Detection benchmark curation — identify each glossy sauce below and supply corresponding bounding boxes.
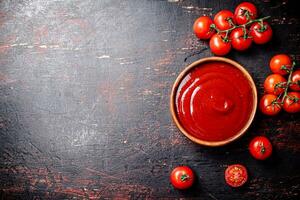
[176,61,254,142]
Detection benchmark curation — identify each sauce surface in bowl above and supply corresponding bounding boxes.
[175,61,254,142]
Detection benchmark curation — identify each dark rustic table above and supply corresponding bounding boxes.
[0,0,299,199]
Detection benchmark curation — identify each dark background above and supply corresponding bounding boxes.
[0,0,299,199]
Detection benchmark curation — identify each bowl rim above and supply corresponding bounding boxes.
[170,56,257,147]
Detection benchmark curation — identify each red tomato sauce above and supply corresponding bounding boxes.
[176,61,254,142]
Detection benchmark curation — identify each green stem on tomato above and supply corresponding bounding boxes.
[282,62,295,102]
[270,62,297,107]
[242,25,248,39]
[224,30,230,42]
[280,65,291,73]
[211,16,271,40]
[180,174,189,182]
[261,146,266,154]
[273,62,296,105]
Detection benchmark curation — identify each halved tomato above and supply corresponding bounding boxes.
[225,164,248,187]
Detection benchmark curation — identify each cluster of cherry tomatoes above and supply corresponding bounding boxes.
[170,136,273,189]
[260,54,300,115]
[170,1,296,192]
[193,2,272,55]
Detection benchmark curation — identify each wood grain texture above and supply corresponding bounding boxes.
[0,0,299,199]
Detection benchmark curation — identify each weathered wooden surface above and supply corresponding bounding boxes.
[0,0,299,199]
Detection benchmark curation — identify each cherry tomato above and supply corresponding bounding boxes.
[290,70,300,91]
[214,10,235,31]
[193,16,215,40]
[234,2,258,25]
[264,74,287,95]
[283,92,300,113]
[170,166,195,189]
[209,33,231,56]
[249,22,272,44]
[259,94,281,116]
[249,136,273,160]
[225,164,248,188]
[230,28,252,51]
[269,54,292,76]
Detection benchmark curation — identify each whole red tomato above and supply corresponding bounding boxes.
[193,16,215,40]
[230,28,252,51]
[234,2,258,25]
[170,166,195,189]
[264,74,287,95]
[250,22,272,44]
[214,10,235,30]
[290,70,300,91]
[270,54,292,75]
[225,164,248,187]
[209,33,231,55]
[259,94,281,116]
[283,92,300,113]
[249,136,273,160]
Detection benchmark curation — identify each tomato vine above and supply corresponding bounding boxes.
[210,16,271,41]
[273,62,299,105]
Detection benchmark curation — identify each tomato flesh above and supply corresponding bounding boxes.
[225,164,248,187]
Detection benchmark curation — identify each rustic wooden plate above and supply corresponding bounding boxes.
[170,57,257,147]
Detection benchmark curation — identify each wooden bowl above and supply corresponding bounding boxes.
[170,57,257,147]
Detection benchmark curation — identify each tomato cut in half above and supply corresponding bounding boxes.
[225,164,248,187]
